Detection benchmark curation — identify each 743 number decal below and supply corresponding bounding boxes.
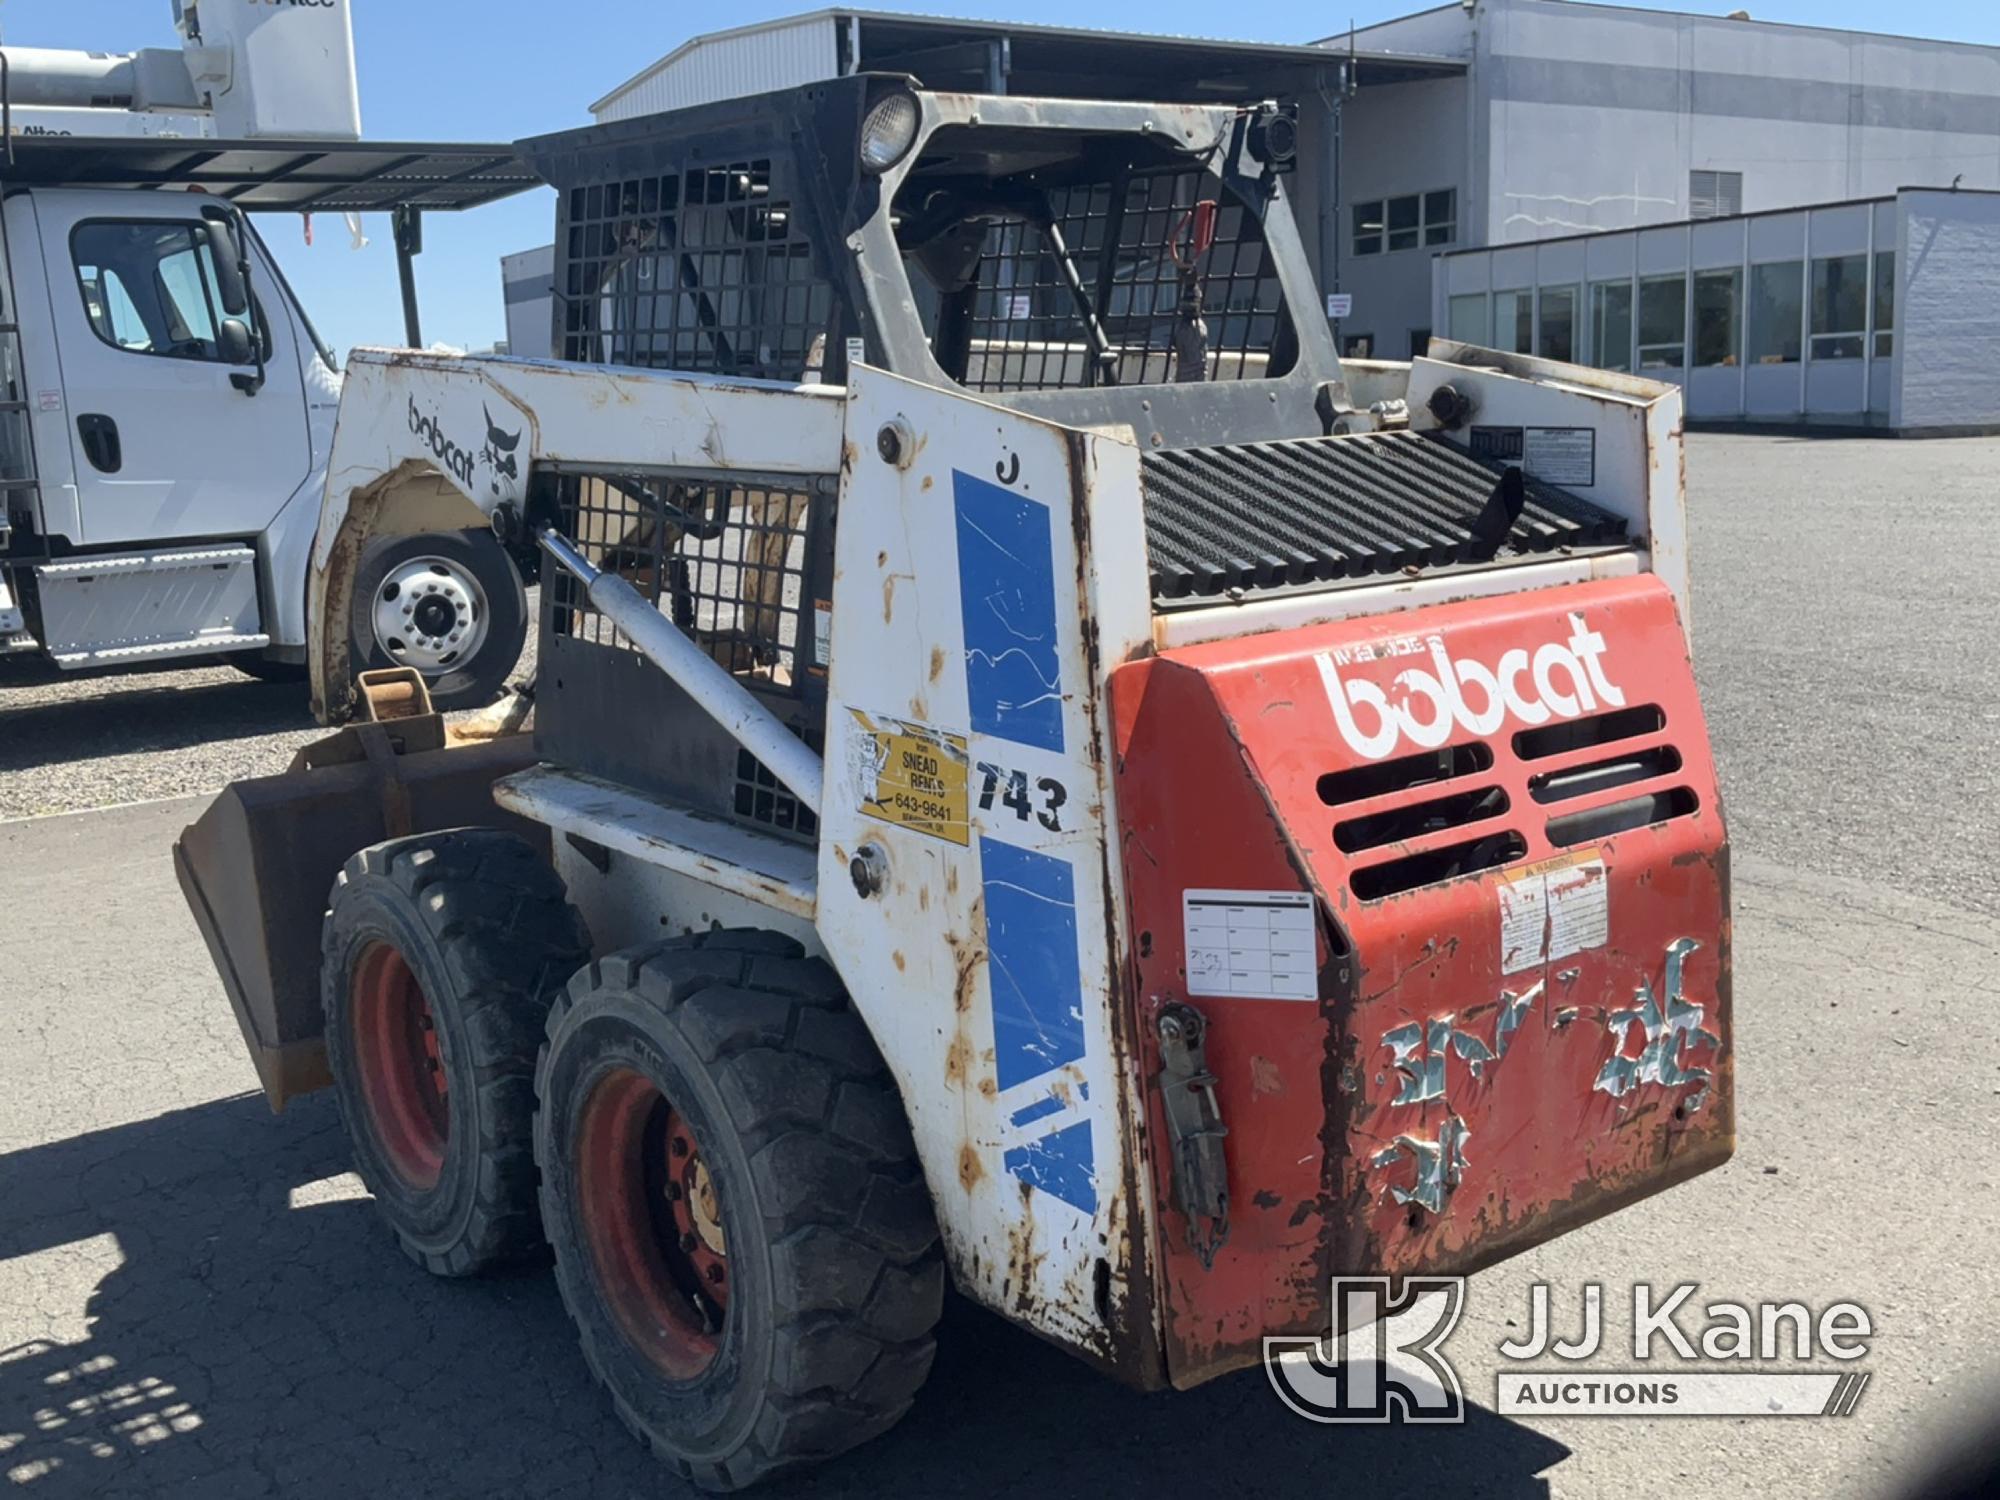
[976,761,1067,832]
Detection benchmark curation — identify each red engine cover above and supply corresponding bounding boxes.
[1110,574,1733,1388]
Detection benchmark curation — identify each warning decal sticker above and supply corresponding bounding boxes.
[1499,851,1609,974]
[846,708,971,846]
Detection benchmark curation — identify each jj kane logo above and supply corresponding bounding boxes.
[1266,1280,1874,1423]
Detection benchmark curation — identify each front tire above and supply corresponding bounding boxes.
[535,932,943,1491]
[322,829,589,1275]
[348,530,527,712]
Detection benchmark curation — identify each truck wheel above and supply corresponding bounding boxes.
[322,829,590,1275]
[535,932,943,1491]
[349,530,527,713]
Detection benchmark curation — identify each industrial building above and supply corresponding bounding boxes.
[503,1,2000,432]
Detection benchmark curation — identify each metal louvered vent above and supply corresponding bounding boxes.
[1140,429,1629,603]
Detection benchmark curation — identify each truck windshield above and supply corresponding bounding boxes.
[894,126,1296,393]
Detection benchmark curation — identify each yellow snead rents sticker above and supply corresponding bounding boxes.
[846,708,970,846]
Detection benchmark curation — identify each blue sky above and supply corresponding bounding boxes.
[5,0,1995,358]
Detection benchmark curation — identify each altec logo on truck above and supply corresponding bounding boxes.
[1315,612,1625,760]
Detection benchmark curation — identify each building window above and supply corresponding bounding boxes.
[1493,289,1533,354]
[1538,284,1578,362]
[1748,261,1804,364]
[1352,201,1384,257]
[1809,254,1867,360]
[1409,328,1432,358]
[1590,280,1633,371]
[1693,268,1741,367]
[1352,191,1456,256]
[1424,190,1457,247]
[1690,170,1743,220]
[1873,250,1895,357]
[1344,333,1374,358]
[1636,274,1686,369]
[1448,292,1488,345]
[1386,196,1420,252]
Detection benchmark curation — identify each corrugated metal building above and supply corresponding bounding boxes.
[502,2,2000,430]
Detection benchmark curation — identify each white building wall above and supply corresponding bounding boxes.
[1335,73,1472,358]
[1478,0,2000,244]
[1894,189,2000,433]
[591,15,840,122]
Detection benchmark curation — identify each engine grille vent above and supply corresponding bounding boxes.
[1140,429,1627,602]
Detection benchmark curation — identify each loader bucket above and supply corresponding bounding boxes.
[174,717,544,1112]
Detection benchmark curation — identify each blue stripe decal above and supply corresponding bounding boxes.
[1004,1122,1097,1214]
[953,470,1065,753]
[1008,1092,1069,1130]
[982,837,1086,1092]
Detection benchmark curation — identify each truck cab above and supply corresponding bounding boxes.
[0,1,539,708]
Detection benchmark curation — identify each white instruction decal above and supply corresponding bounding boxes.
[1524,426,1596,487]
[1497,853,1609,973]
[1183,889,1318,1001]
[1545,858,1609,961]
[1498,873,1549,975]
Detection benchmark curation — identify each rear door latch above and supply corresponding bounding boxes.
[1156,1001,1230,1268]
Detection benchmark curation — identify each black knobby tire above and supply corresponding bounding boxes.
[348,530,528,713]
[535,931,943,1491]
[322,829,590,1275]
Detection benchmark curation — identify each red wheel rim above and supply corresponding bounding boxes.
[349,942,450,1190]
[575,1068,729,1380]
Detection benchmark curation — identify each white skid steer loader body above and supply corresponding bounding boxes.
[309,348,1165,1373]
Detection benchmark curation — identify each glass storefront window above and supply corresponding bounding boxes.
[1693,268,1741,367]
[1493,289,1533,354]
[1810,253,1867,360]
[1872,250,1895,358]
[1448,292,1488,345]
[1748,260,1804,364]
[1538,284,1578,362]
[1636,275,1686,369]
[1590,280,1632,371]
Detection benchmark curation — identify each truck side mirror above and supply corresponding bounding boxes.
[202,221,252,317]
[217,318,255,366]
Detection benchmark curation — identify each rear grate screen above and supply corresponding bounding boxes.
[547,473,814,691]
[557,159,833,381]
[1140,430,1627,602]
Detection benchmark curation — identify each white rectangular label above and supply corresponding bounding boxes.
[1325,292,1354,319]
[1545,858,1608,961]
[1523,426,1596,487]
[1005,293,1032,320]
[1183,889,1318,1001]
[1498,855,1609,973]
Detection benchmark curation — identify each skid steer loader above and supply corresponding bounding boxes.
[177,77,1731,1488]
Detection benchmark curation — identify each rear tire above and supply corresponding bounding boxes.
[322,829,589,1275]
[535,931,943,1491]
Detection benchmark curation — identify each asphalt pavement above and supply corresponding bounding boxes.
[2,434,1997,1498]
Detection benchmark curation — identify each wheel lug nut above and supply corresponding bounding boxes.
[705,1264,725,1285]
[670,1137,689,1159]
[680,1232,698,1253]
[664,1182,682,1202]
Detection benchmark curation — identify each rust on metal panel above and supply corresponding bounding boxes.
[1112,574,1732,1388]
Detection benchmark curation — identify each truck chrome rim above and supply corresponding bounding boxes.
[575,1068,727,1380]
[372,557,490,675]
[350,943,449,1190]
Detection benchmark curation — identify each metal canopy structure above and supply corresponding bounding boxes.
[591,9,1465,114]
[839,10,1463,95]
[0,136,538,213]
[0,136,543,348]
